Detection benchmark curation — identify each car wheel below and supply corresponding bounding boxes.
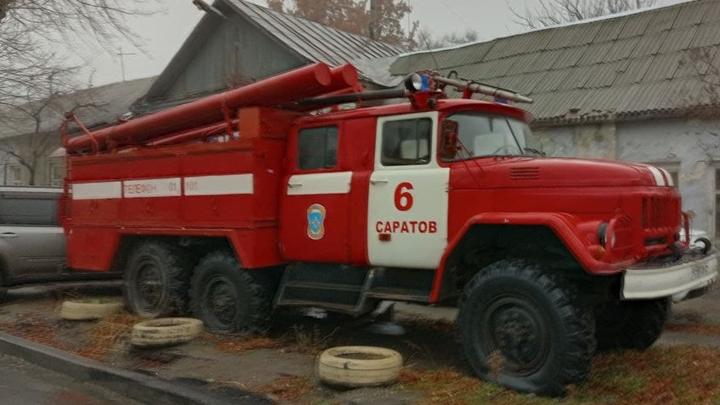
[190,251,273,334]
[458,259,596,396]
[124,241,193,318]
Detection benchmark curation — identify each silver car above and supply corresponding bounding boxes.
[0,187,117,300]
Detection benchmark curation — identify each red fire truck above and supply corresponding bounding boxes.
[61,63,717,394]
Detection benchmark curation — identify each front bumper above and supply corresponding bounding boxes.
[621,251,718,301]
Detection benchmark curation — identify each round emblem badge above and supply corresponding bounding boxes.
[306,204,326,240]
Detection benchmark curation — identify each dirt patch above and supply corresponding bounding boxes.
[202,333,283,354]
[255,375,313,403]
[0,312,67,350]
[74,313,141,361]
[665,323,720,337]
[397,346,720,405]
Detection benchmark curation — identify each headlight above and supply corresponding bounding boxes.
[598,222,609,246]
[608,230,617,248]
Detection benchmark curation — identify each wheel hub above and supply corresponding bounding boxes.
[136,262,163,311]
[204,277,238,326]
[482,297,549,376]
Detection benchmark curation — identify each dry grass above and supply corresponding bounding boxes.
[255,375,313,403]
[282,325,339,354]
[73,313,141,361]
[665,323,720,337]
[203,333,283,354]
[399,368,481,405]
[399,346,720,405]
[0,313,65,349]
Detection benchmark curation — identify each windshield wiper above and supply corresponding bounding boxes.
[523,147,546,157]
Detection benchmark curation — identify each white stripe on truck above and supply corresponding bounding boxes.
[286,172,352,195]
[124,178,181,198]
[184,174,253,196]
[70,174,254,200]
[72,181,122,200]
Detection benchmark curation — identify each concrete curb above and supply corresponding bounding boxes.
[0,332,272,405]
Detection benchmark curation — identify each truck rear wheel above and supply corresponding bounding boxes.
[189,251,272,334]
[595,298,669,351]
[124,241,192,318]
[458,260,595,396]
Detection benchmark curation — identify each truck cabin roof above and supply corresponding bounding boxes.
[295,98,533,127]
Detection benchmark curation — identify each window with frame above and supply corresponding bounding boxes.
[297,126,338,170]
[0,193,59,226]
[48,160,64,187]
[381,118,432,166]
[7,164,24,186]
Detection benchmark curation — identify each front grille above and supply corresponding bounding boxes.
[641,195,679,229]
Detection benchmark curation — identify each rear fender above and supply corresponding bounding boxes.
[430,212,626,303]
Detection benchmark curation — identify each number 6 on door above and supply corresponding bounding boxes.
[394,182,414,211]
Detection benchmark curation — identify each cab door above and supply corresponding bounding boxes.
[280,125,352,262]
[367,112,449,269]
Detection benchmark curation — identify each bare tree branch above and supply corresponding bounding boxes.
[0,0,158,107]
[511,0,657,29]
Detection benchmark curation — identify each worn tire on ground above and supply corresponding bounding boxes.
[131,317,203,347]
[317,346,403,388]
[124,241,193,319]
[595,298,669,351]
[60,298,124,320]
[189,251,274,334]
[457,259,596,396]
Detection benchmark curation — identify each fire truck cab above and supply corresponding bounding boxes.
[62,65,718,395]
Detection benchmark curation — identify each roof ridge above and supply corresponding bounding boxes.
[234,0,404,52]
[393,0,701,59]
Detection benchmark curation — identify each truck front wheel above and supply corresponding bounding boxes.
[190,251,272,334]
[458,260,596,396]
[124,241,192,318]
[595,298,669,351]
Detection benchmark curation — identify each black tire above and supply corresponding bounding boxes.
[595,298,669,351]
[189,251,273,334]
[457,260,596,396]
[0,287,7,303]
[124,241,193,318]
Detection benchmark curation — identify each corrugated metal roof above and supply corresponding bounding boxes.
[225,0,403,70]
[0,77,155,139]
[386,0,720,124]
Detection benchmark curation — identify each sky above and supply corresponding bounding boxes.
[71,0,688,87]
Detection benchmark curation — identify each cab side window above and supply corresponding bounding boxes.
[381,118,432,166]
[297,126,338,170]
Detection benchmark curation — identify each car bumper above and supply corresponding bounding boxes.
[621,251,718,301]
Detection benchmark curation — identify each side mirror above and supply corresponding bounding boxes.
[441,120,459,160]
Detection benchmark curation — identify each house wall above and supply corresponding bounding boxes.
[531,118,720,237]
[150,12,307,109]
[0,134,64,187]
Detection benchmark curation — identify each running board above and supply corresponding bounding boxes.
[274,263,377,315]
[273,264,433,315]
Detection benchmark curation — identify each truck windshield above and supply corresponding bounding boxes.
[443,112,530,160]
